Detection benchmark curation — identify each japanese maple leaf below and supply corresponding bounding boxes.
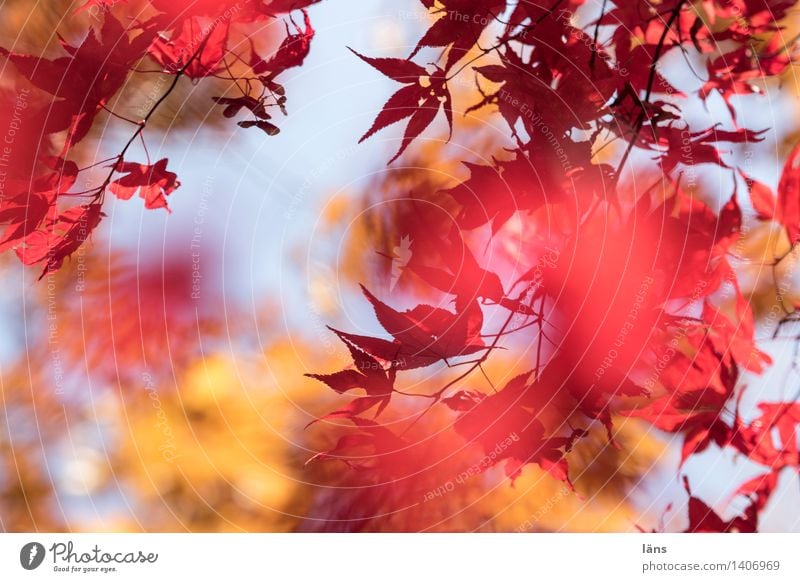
[775,142,800,243]
[728,471,778,516]
[445,373,586,487]
[148,18,230,78]
[251,11,314,81]
[0,90,53,181]
[740,169,775,221]
[149,0,312,25]
[411,0,505,70]
[683,476,756,533]
[624,383,735,466]
[648,125,765,175]
[623,333,740,463]
[0,158,78,252]
[354,285,485,369]
[472,49,546,136]
[735,402,800,469]
[649,188,742,298]
[474,25,620,136]
[327,288,485,371]
[109,159,180,211]
[309,418,416,477]
[352,49,452,163]
[306,332,395,423]
[445,152,551,234]
[0,14,153,145]
[406,229,504,305]
[703,293,772,374]
[0,190,55,254]
[618,41,683,97]
[701,34,793,119]
[15,203,104,277]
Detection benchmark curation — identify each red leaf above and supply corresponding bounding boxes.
[261,0,321,16]
[776,142,800,243]
[740,170,775,220]
[353,49,452,162]
[0,159,77,252]
[149,18,230,79]
[16,203,104,277]
[358,84,420,144]
[308,419,413,477]
[389,95,440,164]
[306,332,395,424]
[348,48,426,82]
[736,402,800,469]
[683,476,756,533]
[109,159,180,211]
[359,285,485,367]
[251,11,314,80]
[0,14,153,145]
[449,371,585,487]
[411,0,505,69]
[305,369,366,394]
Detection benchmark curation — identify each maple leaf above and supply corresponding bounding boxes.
[735,402,800,469]
[0,89,53,181]
[251,11,314,81]
[682,476,756,533]
[729,471,779,516]
[309,418,416,477]
[647,125,765,175]
[648,188,742,298]
[703,292,772,374]
[351,49,452,163]
[306,332,395,423]
[0,158,78,253]
[148,18,230,78]
[0,14,153,145]
[109,159,180,211]
[701,33,794,119]
[411,0,505,70]
[740,169,775,221]
[775,142,800,243]
[354,285,486,369]
[15,203,104,277]
[0,190,55,254]
[445,153,551,234]
[623,366,736,467]
[406,229,505,307]
[148,0,249,28]
[446,372,586,487]
[325,327,418,370]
